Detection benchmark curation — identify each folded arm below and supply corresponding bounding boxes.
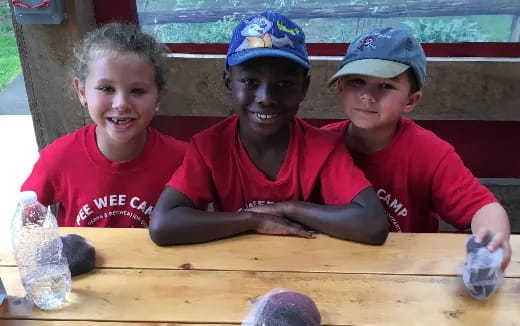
[149,187,313,246]
[248,187,389,245]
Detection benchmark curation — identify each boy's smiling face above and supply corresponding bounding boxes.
[225,57,309,139]
[338,71,422,130]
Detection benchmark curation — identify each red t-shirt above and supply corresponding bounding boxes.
[22,125,187,227]
[322,118,496,232]
[168,114,370,211]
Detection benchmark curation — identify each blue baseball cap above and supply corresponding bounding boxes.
[226,12,310,69]
[328,27,426,88]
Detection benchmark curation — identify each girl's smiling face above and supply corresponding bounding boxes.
[74,51,164,156]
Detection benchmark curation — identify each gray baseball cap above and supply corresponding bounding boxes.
[328,27,426,88]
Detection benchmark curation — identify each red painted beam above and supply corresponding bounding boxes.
[165,42,520,58]
[151,116,520,178]
[92,0,138,25]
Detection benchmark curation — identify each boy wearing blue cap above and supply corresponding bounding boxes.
[324,27,511,269]
[149,12,388,246]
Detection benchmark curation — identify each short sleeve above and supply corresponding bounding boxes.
[21,153,58,206]
[166,140,216,209]
[432,150,497,230]
[319,142,371,205]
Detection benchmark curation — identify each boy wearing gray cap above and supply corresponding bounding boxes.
[324,27,511,270]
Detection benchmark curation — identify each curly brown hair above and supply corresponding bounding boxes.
[72,23,169,91]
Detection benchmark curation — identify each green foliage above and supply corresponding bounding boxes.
[329,22,357,43]
[140,1,511,43]
[155,15,238,43]
[0,2,13,33]
[0,33,21,91]
[401,18,488,42]
[0,3,20,92]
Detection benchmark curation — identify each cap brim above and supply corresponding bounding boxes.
[327,59,409,87]
[227,48,311,70]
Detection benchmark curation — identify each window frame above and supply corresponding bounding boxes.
[92,0,520,57]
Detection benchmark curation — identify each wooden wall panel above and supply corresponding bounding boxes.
[10,0,95,151]
[153,57,520,121]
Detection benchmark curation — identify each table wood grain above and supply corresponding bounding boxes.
[1,267,519,325]
[1,228,518,325]
[1,228,518,276]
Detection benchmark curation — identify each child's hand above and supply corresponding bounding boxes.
[254,213,315,239]
[474,228,512,271]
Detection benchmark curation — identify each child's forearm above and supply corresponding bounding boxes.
[285,188,389,245]
[149,207,257,245]
[470,202,511,270]
[471,202,511,237]
[148,187,258,245]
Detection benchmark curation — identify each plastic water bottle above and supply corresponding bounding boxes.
[11,191,71,309]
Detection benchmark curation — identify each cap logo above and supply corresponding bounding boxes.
[277,20,300,36]
[358,36,377,51]
[235,16,295,53]
[357,32,392,51]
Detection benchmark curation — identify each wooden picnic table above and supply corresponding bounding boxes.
[0,228,519,325]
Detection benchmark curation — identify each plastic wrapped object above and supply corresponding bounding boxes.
[462,234,504,300]
[242,289,321,326]
[61,234,96,276]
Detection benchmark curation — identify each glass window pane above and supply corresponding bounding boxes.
[136,0,520,43]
